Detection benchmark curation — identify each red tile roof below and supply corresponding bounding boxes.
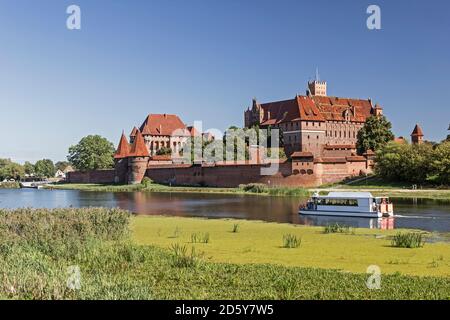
[411,124,424,136]
[320,157,348,163]
[140,114,187,136]
[291,151,314,158]
[258,95,373,126]
[129,130,149,157]
[114,132,131,159]
[130,127,139,137]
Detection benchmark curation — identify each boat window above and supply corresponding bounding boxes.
[316,198,359,206]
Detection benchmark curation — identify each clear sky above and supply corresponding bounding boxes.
[0,0,449,163]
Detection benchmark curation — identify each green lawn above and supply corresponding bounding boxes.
[2,208,449,300]
[132,215,450,277]
[48,182,309,197]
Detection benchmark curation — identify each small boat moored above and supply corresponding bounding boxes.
[299,191,394,218]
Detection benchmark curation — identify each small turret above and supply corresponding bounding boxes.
[114,132,131,183]
[411,124,424,145]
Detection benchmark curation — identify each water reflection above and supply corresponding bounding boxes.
[0,189,449,232]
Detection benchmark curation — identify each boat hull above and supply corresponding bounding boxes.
[299,209,383,218]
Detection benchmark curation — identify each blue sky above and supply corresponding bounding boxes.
[0,0,449,163]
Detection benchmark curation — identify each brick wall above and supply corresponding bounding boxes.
[67,170,115,184]
[66,159,371,188]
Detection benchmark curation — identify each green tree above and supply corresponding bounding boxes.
[357,115,394,154]
[376,142,434,184]
[23,161,35,175]
[34,159,56,178]
[0,159,24,180]
[156,147,172,156]
[55,161,70,171]
[68,135,115,171]
[430,141,450,185]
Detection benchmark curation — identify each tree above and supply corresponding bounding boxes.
[55,161,70,171]
[67,135,115,171]
[34,159,56,178]
[0,159,24,180]
[430,141,450,185]
[24,161,35,176]
[156,147,172,156]
[357,115,394,154]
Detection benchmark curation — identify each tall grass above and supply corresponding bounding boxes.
[282,234,301,248]
[170,243,203,268]
[324,223,352,234]
[268,187,309,197]
[1,208,448,300]
[391,232,425,248]
[232,223,240,233]
[191,232,210,244]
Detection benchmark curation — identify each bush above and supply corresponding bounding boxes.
[324,223,351,234]
[239,183,268,193]
[141,177,153,187]
[282,234,301,248]
[391,232,425,248]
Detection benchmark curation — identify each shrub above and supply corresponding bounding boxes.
[324,223,351,234]
[170,243,202,268]
[282,234,301,248]
[239,183,268,194]
[391,232,425,248]
[141,177,153,187]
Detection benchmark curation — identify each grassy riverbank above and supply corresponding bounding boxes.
[48,182,310,197]
[132,215,450,277]
[0,181,19,189]
[1,208,449,299]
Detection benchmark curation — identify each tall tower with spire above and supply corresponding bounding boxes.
[307,68,327,96]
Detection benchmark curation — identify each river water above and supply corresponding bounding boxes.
[0,188,449,232]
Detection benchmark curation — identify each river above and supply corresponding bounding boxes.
[0,188,449,232]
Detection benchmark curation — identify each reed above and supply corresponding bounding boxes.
[324,223,351,234]
[391,232,425,248]
[282,234,301,248]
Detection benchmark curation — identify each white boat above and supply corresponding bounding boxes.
[299,192,394,218]
[19,178,49,189]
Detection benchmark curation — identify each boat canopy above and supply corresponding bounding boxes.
[314,192,375,199]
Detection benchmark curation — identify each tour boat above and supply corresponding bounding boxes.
[299,192,394,218]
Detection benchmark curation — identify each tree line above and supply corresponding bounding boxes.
[0,159,71,181]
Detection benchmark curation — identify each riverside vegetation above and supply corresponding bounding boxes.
[1,208,449,299]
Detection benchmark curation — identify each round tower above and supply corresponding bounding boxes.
[127,129,150,184]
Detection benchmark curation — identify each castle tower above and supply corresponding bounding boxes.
[374,104,383,117]
[307,80,327,96]
[128,130,150,184]
[411,124,424,145]
[114,132,131,183]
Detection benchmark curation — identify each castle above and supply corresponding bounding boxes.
[70,79,422,187]
[244,79,383,157]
